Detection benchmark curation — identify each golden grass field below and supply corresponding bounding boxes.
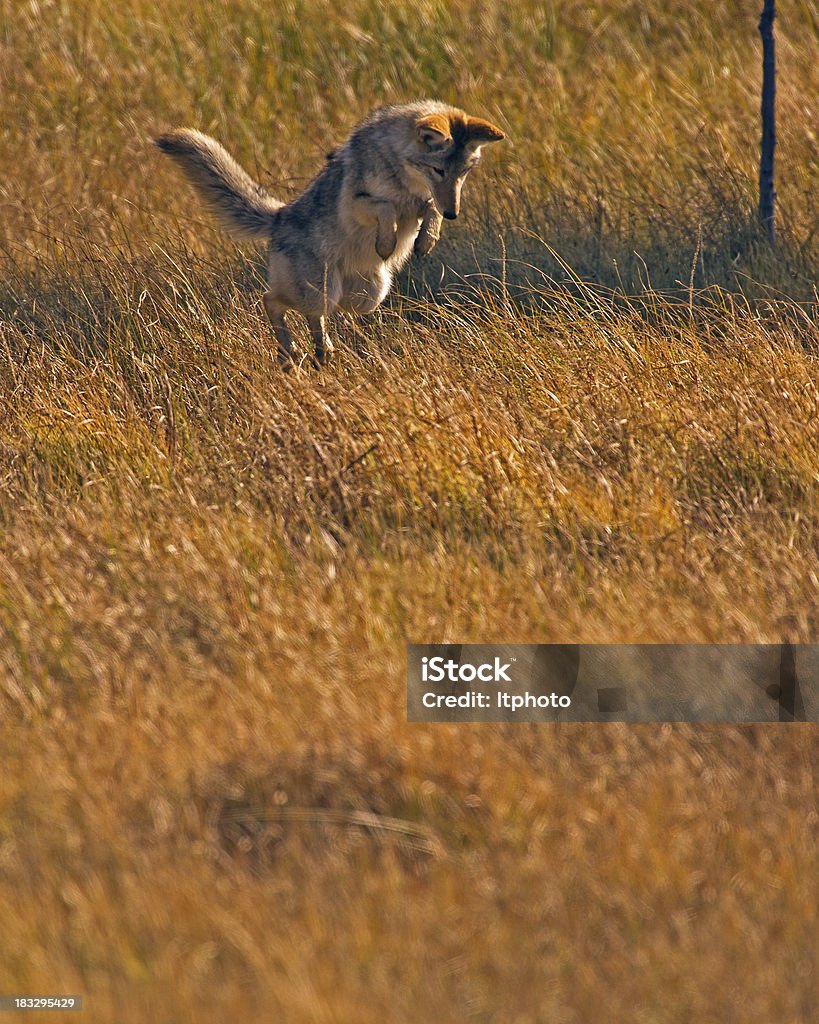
[1,0,818,1020]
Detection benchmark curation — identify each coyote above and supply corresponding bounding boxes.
[154,101,504,366]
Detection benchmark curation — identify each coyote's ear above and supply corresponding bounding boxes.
[465,117,505,145]
[415,113,452,150]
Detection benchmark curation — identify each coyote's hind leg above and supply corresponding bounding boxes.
[308,314,334,367]
[263,292,296,367]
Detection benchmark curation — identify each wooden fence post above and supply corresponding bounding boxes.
[758,0,776,243]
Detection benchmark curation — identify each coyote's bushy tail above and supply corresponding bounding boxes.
[153,129,283,240]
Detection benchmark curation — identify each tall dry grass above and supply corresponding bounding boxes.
[1,1,818,1021]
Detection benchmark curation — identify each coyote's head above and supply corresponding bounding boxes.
[410,110,504,220]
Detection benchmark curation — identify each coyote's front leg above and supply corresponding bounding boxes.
[352,193,398,260]
[414,200,443,258]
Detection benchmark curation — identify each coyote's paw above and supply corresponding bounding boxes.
[312,340,335,368]
[414,231,438,258]
[375,221,398,261]
[414,203,443,258]
[276,344,297,371]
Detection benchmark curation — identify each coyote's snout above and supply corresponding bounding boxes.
[154,101,504,366]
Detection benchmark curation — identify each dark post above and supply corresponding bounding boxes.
[758,0,776,243]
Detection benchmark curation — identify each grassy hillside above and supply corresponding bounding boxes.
[1,1,817,1020]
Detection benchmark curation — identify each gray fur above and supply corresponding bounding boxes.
[154,101,503,366]
[153,129,283,240]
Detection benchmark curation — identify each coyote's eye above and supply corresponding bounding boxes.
[430,167,446,179]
